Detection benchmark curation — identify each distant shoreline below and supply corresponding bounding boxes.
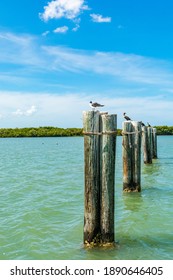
[0,126,172,137]
[0,127,83,138]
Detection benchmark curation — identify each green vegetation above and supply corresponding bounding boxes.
[0,127,83,138]
[117,129,122,136]
[0,126,172,138]
[154,126,173,135]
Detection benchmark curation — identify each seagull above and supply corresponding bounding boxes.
[89,101,104,110]
[140,121,145,126]
[123,112,132,121]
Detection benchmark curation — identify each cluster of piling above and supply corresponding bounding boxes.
[83,111,157,246]
[122,121,157,192]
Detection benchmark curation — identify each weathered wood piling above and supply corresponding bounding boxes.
[142,126,158,163]
[100,114,117,244]
[147,126,153,162]
[142,126,152,164]
[83,111,100,244]
[122,121,142,192]
[83,111,117,246]
[152,127,158,159]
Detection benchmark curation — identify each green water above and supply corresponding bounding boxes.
[0,136,173,260]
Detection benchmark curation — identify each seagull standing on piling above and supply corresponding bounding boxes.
[123,112,132,121]
[89,101,104,110]
[140,121,145,126]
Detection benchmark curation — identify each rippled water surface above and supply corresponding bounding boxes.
[0,136,173,260]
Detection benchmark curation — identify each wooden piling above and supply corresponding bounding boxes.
[152,127,158,159]
[83,111,100,245]
[122,121,133,191]
[147,126,153,163]
[100,114,117,244]
[142,126,152,164]
[132,121,142,192]
[122,121,141,192]
[83,111,117,246]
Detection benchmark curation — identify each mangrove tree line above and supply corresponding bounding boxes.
[0,126,172,137]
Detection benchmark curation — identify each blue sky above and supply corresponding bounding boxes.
[1,0,173,128]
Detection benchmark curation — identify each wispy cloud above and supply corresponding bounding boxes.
[42,45,173,87]
[0,32,43,67]
[1,31,173,95]
[72,24,80,32]
[13,109,24,116]
[42,30,50,36]
[117,24,124,29]
[53,26,69,33]
[90,13,111,23]
[39,0,89,21]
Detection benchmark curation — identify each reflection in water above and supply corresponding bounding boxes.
[142,159,161,176]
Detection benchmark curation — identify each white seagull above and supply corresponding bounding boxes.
[89,101,104,110]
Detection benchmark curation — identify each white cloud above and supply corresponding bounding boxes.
[25,105,37,116]
[72,24,80,32]
[13,109,24,116]
[40,0,89,21]
[42,30,50,36]
[13,105,37,117]
[53,26,69,33]
[90,13,111,23]
[72,18,81,31]
[39,1,112,32]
